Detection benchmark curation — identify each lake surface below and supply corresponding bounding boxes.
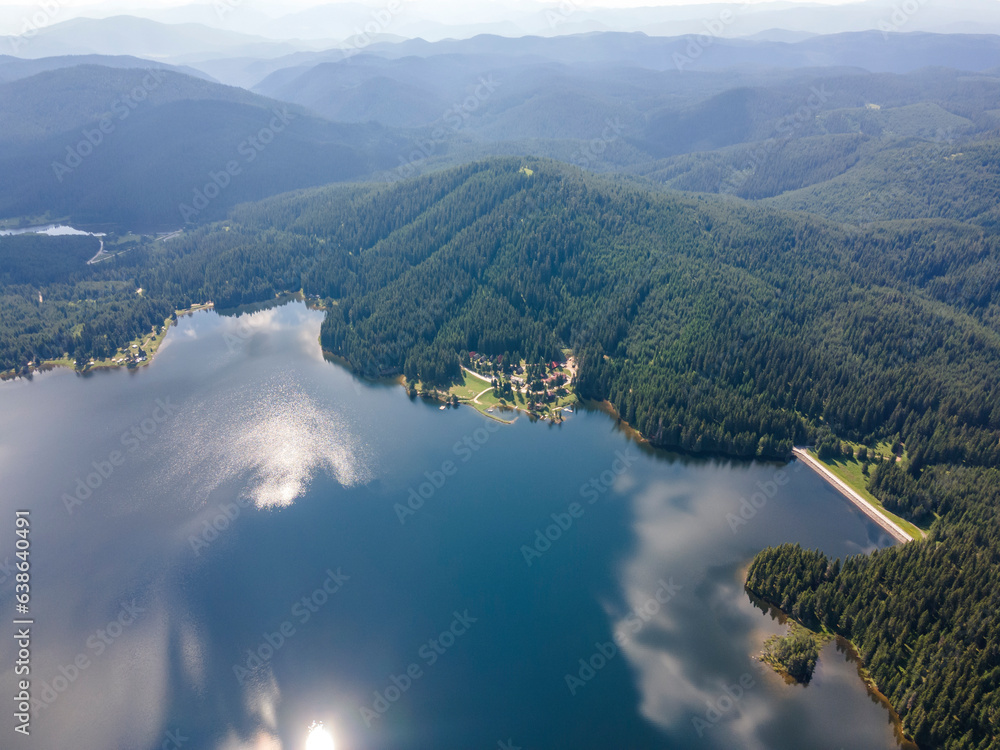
[0,224,105,237]
[0,302,908,750]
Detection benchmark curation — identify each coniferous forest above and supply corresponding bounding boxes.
[2,133,1000,750]
[7,20,1000,750]
[747,466,1000,750]
[6,159,999,465]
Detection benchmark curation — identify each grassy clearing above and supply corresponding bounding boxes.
[448,369,490,401]
[406,370,516,423]
[473,388,506,410]
[809,450,928,540]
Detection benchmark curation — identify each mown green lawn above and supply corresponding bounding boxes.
[810,450,928,540]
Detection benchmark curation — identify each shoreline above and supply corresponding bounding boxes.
[1,300,933,541]
[402,363,580,425]
[792,447,914,544]
[1,302,213,380]
[746,587,919,750]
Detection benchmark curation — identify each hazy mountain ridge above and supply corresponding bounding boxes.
[1,14,332,61]
[0,64,417,229]
[0,53,212,83]
[6,46,1000,230]
[6,1,1000,43]
[246,46,1000,230]
[3,17,1000,749]
[350,31,1000,75]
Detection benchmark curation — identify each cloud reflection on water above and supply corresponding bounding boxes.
[158,375,371,510]
[610,474,777,749]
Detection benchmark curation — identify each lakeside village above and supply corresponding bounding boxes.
[407,352,578,423]
[5,323,164,378]
[2,302,217,380]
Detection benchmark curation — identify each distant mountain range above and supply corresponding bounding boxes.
[200,29,1000,90]
[353,31,1000,74]
[0,65,415,230]
[6,12,1000,85]
[0,15,333,61]
[5,1,1000,43]
[0,53,212,83]
[246,39,1000,224]
[4,28,1000,233]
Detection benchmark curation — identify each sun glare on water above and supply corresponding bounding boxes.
[305,722,336,750]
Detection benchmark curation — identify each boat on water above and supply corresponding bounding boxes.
[440,404,447,410]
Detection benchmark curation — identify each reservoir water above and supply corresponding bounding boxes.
[0,302,909,750]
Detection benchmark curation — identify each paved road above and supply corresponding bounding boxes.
[793,447,914,544]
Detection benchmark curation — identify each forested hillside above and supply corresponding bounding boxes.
[2,26,999,750]
[747,465,1000,750]
[3,159,998,469]
[0,232,171,373]
[10,8,1000,750]
[0,233,99,285]
[5,55,1000,232]
[250,49,1000,230]
[0,66,415,229]
[3,153,1000,749]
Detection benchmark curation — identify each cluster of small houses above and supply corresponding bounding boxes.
[111,343,148,367]
[468,351,507,370]
[468,352,570,410]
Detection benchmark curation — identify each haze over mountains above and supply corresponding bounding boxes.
[0,64,414,228]
[4,4,1000,750]
[5,0,1000,46]
[4,17,1000,231]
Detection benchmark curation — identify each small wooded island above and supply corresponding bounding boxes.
[761,624,826,684]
